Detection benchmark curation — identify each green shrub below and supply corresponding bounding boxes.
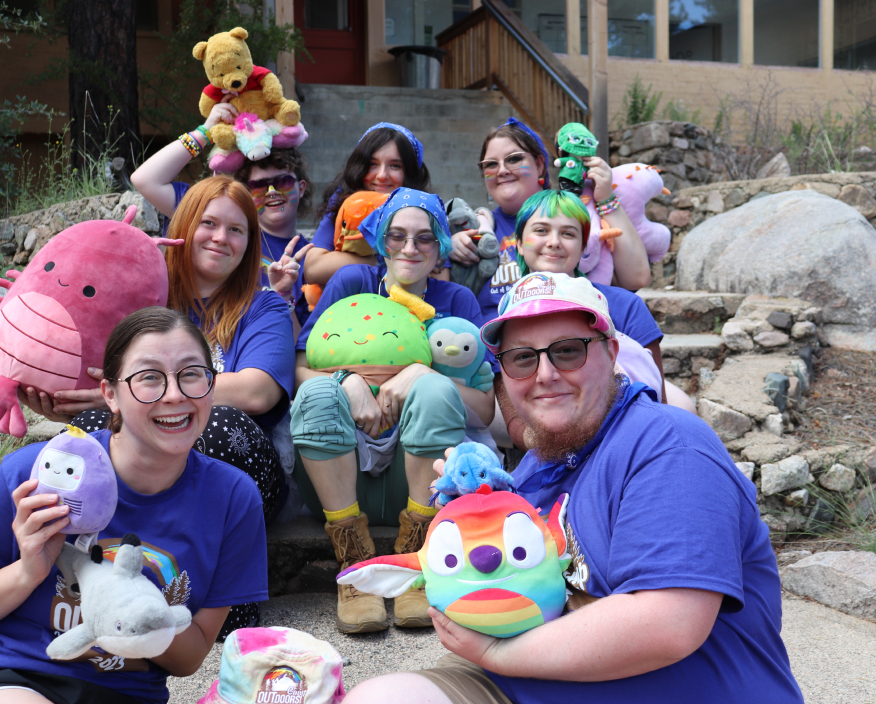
[621,75,662,127]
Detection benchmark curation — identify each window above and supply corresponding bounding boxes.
[669,0,738,63]
[607,0,655,58]
[306,0,350,30]
[754,0,819,67]
[835,0,876,70]
[385,0,472,46]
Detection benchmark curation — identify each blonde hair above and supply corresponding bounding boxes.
[164,176,261,350]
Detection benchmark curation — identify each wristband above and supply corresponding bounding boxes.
[178,132,203,158]
[595,194,620,217]
[195,124,213,144]
[331,369,354,385]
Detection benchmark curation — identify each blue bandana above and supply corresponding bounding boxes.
[359,187,452,260]
[359,122,424,168]
[500,117,551,188]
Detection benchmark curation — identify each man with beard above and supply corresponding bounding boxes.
[343,272,803,704]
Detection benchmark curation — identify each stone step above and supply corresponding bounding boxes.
[660,333,725,360]
[638,289,746,335]
[267,515,400,596]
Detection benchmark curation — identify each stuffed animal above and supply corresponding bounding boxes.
[432,442,513,505]
[0,207,170,437]
[446,198,500,295]
[334,191,390,256]
[193,27,301,152]
[305,287,434,392]
[28,426,117,537]
[577,164,672,285]
[553,122,599,196]
[208,116,308,174]
[427,317,493,392]
[338,485,571,637]
[48,534,192,660]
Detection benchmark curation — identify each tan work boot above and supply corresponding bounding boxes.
[392,509,434,628]
[325,513,389,634]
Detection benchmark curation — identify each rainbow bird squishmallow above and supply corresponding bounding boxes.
[29,425,117,535]
[305,288,434,391]
[338,485,571,637]
[0,207,170,437]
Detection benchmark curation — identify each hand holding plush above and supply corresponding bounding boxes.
[338,486,571,637]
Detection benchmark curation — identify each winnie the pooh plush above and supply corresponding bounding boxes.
[193,26,300,152]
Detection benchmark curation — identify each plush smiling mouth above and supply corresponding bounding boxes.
[152,414,192,431]
[58,280,69,287]
[456,574,517,585]
[353,339,369,345]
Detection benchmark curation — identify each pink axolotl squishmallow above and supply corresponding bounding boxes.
[0,207,171,437]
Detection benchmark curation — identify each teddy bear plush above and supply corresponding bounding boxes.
[193,26,300,152]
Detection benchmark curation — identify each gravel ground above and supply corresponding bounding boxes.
[168,592,876,703]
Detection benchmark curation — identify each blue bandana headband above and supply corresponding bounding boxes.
[500,117,551,189]
[359,187,452,260]
[359,122,424,168]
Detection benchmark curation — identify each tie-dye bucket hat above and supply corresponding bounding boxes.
[197,627,345,704]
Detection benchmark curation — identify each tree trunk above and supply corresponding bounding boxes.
[66,0,141,175]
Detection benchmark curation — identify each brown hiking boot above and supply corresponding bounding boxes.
[325,513,389,634]
[393,509,434,628]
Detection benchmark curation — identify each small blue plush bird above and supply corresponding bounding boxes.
[434,442,513,505]
[428,317,493,391]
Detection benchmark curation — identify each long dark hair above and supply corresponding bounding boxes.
[233,147,313,219]
[317,128,432,222]
[103,307,212,434]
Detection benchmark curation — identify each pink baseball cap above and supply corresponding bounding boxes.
[197,627,345,704]
[481,272,615,352]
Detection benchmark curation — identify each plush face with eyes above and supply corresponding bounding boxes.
[428,317,486,386]
[338,485,571,637]
[29,425,118,534]
[305,293,432,370]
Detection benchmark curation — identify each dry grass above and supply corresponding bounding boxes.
[792,348,876,449]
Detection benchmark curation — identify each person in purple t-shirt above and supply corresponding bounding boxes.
[342,273,804,704]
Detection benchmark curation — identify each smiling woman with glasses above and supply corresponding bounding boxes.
[0,307,269,704]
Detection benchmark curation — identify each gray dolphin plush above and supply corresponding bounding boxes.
[47,533,192,660]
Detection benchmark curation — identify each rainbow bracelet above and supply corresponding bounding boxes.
[595,195,620,217]
[178,132,203,158]
[195,124,213,144]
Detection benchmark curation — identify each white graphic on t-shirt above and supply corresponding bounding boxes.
[563,523,590,592]
[228,426,251,456]
[490,249,520,292]
[211,342,226,373]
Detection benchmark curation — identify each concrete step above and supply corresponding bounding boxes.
[659,332,725,380]
[267,515,400,596]
[638,289,746,335]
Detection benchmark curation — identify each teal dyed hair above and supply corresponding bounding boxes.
[375,209,452,260]
[515,190,591,278]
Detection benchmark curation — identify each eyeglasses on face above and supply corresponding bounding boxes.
[495,336,607,380]
[478,151,530,176]
[383,232,439,253]
[247,174,298,197]
[118,365,218,404]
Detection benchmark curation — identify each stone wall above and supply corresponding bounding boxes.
[652,171,876,288]
[608,120,727,198]
[0,192,162,268]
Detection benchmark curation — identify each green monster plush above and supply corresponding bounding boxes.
[553,122,599,196]
[305,287,435,393]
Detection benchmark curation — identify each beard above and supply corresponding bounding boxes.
[500,372,620,463]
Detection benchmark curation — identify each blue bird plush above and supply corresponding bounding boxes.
[427,317,494,392]
[434,442,513,505]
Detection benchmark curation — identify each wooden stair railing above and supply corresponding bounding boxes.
[436,0,590,157]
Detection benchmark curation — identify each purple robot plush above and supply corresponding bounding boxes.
[29,426,117,535]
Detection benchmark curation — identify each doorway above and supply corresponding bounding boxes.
[294,0,366,85]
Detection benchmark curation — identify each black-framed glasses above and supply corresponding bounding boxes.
[495,337,607,380]
[118,365,218,404]
[383,232,439,253]
[478,151,529,176]
[247,174,297,198]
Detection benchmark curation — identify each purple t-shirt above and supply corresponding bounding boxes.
[0,430,267,704]
[490,382,803,704]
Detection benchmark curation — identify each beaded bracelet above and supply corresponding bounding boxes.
[178,132,202,158]
[195,124,213,144]
[595,194,620,217]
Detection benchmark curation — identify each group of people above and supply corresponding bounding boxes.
[0,93,803,704]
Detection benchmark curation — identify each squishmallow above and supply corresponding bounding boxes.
[305,288,434,392]
[427,317,491,388]
[0,207,170,437]
[29,425,117,535]
[334,191,390,256]
[338,485,571,637]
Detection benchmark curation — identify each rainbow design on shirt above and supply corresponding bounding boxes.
[102,542,180,586]
[338,485,572,638]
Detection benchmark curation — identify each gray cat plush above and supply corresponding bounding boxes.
[48,533,192,660]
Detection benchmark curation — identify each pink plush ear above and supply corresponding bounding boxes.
[209,150,246,174]
[336,553,422,598]
[272,123,308,149]
[546,493,570,557]
[123,206,137,225]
